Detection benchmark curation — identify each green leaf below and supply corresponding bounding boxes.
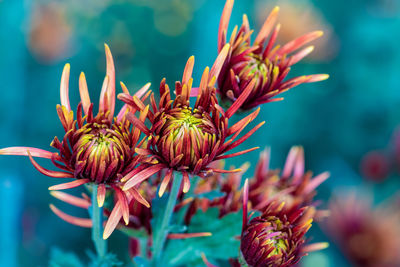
[196,190,225,200]
[161,208,242,266]
[48,248,84,267]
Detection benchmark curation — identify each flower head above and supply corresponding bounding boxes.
[217,0,329,111]
[325,193,400,267]
[240,180,327,267]
[0,44,151,238]
[249,147,330,214]
[119,45,263,196]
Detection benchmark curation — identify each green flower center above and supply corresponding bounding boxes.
[153,107,218,172]
[72,123,128,182]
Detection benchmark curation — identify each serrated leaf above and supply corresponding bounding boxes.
[48,247,84,267]
[161,208,242,266]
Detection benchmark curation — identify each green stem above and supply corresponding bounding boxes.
[91,184,107,259]
[152,171,183,264]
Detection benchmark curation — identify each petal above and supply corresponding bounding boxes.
[304,172,330,194]
[129,187,150,208]
[48,179,90,190]
[242,179,249,230]
[277,31,324,56]
[114,186,130,225]
[60,63,71,111]
[225,79,256,118]
[0,147,53,159]
[79,72,91,116]
[103,202,123,239]
[182,56,195,85]
[209,43,230,83]
[50,191,91,209]
[182,172,191,193]
[28,151,74,178]
[158,169,173,197]
[122,164,165,191]
[99,75,110,114]
[216,147,259,160]
[167,232,212,239]
[97,184,106,207]
[218,0,234,51]
[104,44,116,121]
[254,6,279,46]
[50,204,92,228]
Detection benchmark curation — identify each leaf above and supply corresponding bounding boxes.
[48,248,84,267]
[161,208,242,266]
[196,190,225,200]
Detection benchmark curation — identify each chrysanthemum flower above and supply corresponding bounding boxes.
[118,44,263,196]
[184,161,249,224]
[325,193,400,267]
[0,44,151,238]
[240,180,327,267]
[217,0,329,111]
[249,146,330,214]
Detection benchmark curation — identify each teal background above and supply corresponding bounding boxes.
[0,0,399,266]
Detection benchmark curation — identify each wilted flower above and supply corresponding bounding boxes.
[325,193,400,267]
[217,0,329,111]
[240,180,327,267]
[118,45,263,196]
[0,45,151,238]
[250,146,330,214]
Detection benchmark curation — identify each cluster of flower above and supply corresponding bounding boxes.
[0,0,330,266]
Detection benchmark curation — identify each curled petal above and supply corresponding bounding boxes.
[28,151,74,178]
[50,204,92,228]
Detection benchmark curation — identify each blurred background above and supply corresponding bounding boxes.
[0,0,399,266]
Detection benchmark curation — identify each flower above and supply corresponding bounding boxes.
[325,193,400,267]
[0,44,151,238]
[184,161,249,224]
[118,44,264,196]
[360,150,390,182]
[249,146,330,214]
[240,180,328,267]
[217,0,329,111]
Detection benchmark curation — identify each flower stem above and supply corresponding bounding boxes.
[91,184,107,258]
[152,171,183,264]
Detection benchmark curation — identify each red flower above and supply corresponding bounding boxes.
[325,193,400,267]
[249,147,329,215]
[217,0,329,111]
[240,180,328,267]
[0,45,151,238]
[118,45,263,197]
